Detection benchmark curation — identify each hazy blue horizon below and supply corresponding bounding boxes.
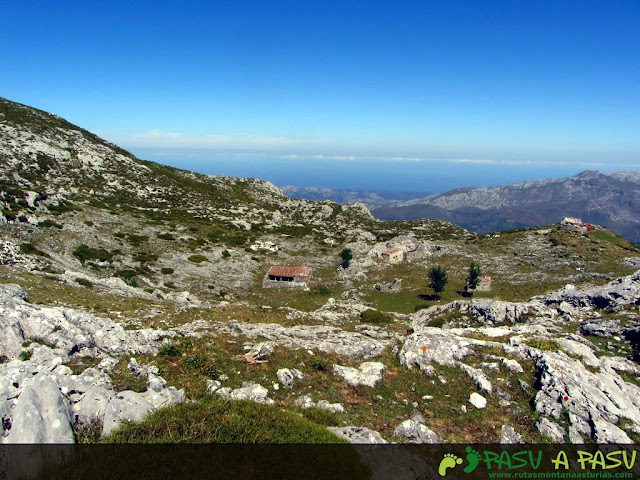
[130,147,636,194]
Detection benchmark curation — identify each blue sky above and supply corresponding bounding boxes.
[2,1,639,191]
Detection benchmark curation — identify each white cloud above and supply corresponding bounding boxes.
[386,156,422,163]
[449,158,503,165]
[108,130,298,149]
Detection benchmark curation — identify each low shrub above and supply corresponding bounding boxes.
[311,362,327,372]
[39,219,63,229]
[75,278,93,289]
[72,244,113,265]
[126,234,149,247]
[528,338,560,351]
[428,316,446,328]
[20,242,46,256]
[132,251,158,263]
[160,267,174,275]
[117,269,136,280]
[188,254,207,263]
[360,309,391,324]
[158,345,182,357]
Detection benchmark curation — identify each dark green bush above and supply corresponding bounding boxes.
[116,270,138,287]
[75,278,93,289]
[72,244,113,264]
[126,234,148,247]
[160,267,174,275]
[429,316,446,328]
[188,254,207,263]
[157,233,175,240]
[360,309,391,324]
[158,345,182,357]
[20,242,45,256]
[311,362,327,372]
[39,219,63,229]
[133,251,158,263]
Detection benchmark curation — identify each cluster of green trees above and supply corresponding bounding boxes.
[338,247,482,300]
[427,261,481,299]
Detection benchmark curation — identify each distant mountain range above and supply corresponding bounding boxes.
[280,186,427,209]
[284,171,640,244]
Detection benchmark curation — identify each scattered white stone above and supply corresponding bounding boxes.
[96,357,118,373]
[316,400,345,413]
[502,358,524,373]
[216,383,274,405]
[328,426,387,444]
[205,379,221,394]
[469,392,487,409]
[293,394,315,409]
[333,362,386,387]
[500,425,525,444]
[394,419,443,444]
[147,373,166,392]
[292,394,344,413]
[276,368,304,388]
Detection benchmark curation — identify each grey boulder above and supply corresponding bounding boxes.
[5,373,74,444]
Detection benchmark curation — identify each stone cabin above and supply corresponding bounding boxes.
[262,266,311,289]
[381,248,404,264]
[561,217,594,233]
[561,217,584,230]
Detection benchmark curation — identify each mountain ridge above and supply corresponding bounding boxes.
[284,170,640,244]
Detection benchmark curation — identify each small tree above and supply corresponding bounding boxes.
[428,264,448,299]
[466,261,481,294]
[340,248,353,268]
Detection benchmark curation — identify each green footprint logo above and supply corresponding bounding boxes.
[438,453,463,476]
[463,446,481,474]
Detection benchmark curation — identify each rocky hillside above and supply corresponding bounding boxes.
[0,97,375,235]
[1,97,640,452]
[372,170,640,244]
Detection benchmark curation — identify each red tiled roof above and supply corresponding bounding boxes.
[267,266,310,277]
[382,248,403,256]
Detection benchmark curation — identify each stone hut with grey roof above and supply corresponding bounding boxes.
[263,266,311,290]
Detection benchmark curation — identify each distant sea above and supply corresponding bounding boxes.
[130,148,620,195]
